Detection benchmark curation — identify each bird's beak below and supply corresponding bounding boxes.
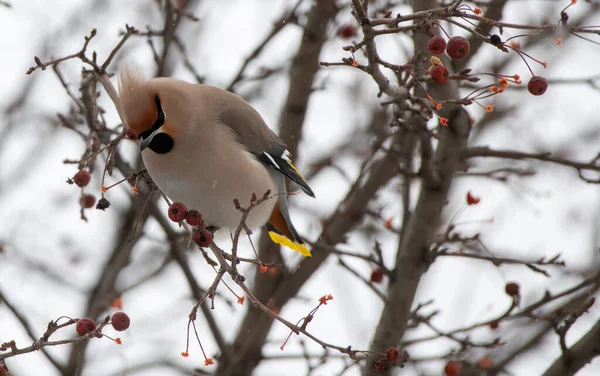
[139,129,158,151]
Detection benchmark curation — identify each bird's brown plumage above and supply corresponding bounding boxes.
[118,63,312,255]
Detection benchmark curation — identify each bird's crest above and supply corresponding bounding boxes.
[118,63,158,136]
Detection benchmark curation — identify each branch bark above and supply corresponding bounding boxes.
[542,317,600,376]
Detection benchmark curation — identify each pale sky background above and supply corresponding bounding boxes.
[1,1,600,375]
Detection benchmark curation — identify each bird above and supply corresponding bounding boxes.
[118,64,314,256]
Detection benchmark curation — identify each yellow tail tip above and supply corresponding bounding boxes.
[268,231,311,257]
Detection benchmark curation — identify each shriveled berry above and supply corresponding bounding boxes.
[444,361,462,376]
[193,228,213,247]
[76,318,97,336]
[125,128,138,140]
[111,312,130,331]
[80,194,96,209]
[385,347,401,362]
[505,282,520,297]
[430,65,449,84]
[185,210,203,226]
[370,268,385,283]
[96,198,111,211]
[73,170,91,187]
[337,24,357,39]
[489,320,499,330]
[168,202,188,222]
[375,359,390,374]
[446,36,470,60]
[527,76,548,96]
[428,35,446,54]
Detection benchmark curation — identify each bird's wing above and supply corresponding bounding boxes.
[218,94,314,197]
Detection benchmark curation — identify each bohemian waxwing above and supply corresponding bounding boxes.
[118,64,314,256]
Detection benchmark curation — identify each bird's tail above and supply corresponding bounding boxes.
[266,196,311,257]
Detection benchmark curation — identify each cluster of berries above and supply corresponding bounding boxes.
[76,311,130,336]
[168,202,213,247]
[426,34,547,96]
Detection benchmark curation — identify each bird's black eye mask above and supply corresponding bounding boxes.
[139,95,165,140]
[139,95,173,154]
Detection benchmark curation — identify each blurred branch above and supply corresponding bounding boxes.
[226,0,303,92]
[404,271,600,346]
[543,311,600,376]
[436,251,565,277]
[0,290,65,372]
[467,146,600,183]
[278,0,338,158]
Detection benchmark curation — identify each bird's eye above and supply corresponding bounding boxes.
[148,133,174,154]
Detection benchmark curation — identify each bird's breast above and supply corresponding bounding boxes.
[143,147,277,231]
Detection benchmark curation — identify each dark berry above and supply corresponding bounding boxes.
[168,202,188,222]
[337,24,357,39]
[385,347,401,362]
[489,320,499,330]
[428,35,446,54]
[430,65,449,84]
[490,34,502,46]
[80,194,96,209]
[527,76,548,96]
[446,36,470,60]
[185,210,203,226]
[505,282,520,297]
[96,198,111,210]
[370,268,385,283]
[111,312,130,331]
[76,318,96,336]
[444,361,462,376]
[73,170,91,188]
[193,228,213,247]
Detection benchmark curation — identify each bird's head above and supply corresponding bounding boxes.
[118,64,175,154]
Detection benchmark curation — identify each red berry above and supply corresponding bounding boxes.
[259,265,268,274]
[76,318,97,336]
[337,24,357,39]
[430,65,449,84]
[428,35,447,54]
[80,194,96,209]
[193,228,213,247]
[444,361,462,376]
[489,320,499,330]
[370,268,385,283]
[111,312,130,331]
[527,76,548,96]
[505,282,520,297]
[0,367,7,376]
[125,128,138,140]
[466,191,480,205]
[185,210,203,226]
[446,36,470,60]
[385,347,401,362]
[73,170,91,187]
[168,202,188,222]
